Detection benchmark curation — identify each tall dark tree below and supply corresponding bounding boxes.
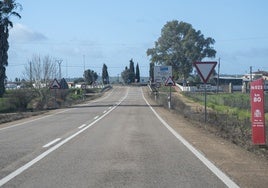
[84,69,98,85]
[121,66,130,84]
[0,0,21,97]
[135,63,140,83]
[102,63,109,84]
[149,62,154,82]
[129,58,135,83]
[147,20,216,81]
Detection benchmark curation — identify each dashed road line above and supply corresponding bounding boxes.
[43,138,61,148]
[78,124,87,129]
[0,88,129,187]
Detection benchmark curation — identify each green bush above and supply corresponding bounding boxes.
[1,89,37,112]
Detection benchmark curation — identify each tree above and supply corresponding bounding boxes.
[0,0,21,97]
[121,66,130,84]
[147,20,216,81]
[149,62,154,82]
[24,55,57,88]
[102,63,109,84]
[84,69,98,85]
[129,59,135,83]
[135,63,140,83]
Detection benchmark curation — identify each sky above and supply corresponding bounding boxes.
[6,0,268,81]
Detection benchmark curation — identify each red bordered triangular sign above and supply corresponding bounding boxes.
[193,61,217,83]
[165,76,175,86]
[50,78,61,89]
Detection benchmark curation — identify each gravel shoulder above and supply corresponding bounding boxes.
[143,87,268,188]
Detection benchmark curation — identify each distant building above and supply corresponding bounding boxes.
[242,71,268,81]
[214,76,243,85]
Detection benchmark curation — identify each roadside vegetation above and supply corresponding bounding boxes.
[0,87,104,124]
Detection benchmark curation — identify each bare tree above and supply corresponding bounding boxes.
[43,55,57,86]
[24,54,57,88]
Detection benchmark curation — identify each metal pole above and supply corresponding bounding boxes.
[250,66,252,82]
[56,59,63,79]
[30,61,32,86]
[169,86,172,109]
[205,83,207,123]
[217,58,220,93]
[83,55,85,72]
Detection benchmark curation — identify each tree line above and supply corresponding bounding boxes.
[23,54,110,86]
[121,58,140,84]
[1,0,217,97]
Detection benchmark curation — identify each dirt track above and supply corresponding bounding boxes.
[143,88,268,188]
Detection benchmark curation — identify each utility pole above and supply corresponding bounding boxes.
[250,66,253,82]
[217,58,220,93]
[83,55,85,73]
[56,59,63,79]
[29,61,32,86]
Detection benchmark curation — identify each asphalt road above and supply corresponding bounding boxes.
[0,86,238,187]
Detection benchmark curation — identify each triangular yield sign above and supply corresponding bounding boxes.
[193,61,217,83]
[50,79,61,89]
[165,76,175,86]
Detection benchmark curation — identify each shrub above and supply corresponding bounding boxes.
[5,89,37,112]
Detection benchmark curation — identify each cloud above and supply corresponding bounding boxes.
[9,23,47,42]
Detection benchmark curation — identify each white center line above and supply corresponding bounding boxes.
[0,88,130,187]
[78,124,87,129]
[42,138,61,148]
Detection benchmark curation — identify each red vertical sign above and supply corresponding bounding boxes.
[250,79,266,145]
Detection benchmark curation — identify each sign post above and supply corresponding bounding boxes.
[50,79,61,108]
[193,61,217,122]
[154,66,172,84]
[250,79,266,145]
[165,76,175,109]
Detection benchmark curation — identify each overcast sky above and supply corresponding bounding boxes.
[7,0,268,80]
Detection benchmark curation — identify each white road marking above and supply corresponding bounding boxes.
[94,116,99,120]
[0,88,129,187]
[141,89,239,188]
[43,138,61,148]
[103,110,107,114]
[0,109,72,132]
[78,124,87,129]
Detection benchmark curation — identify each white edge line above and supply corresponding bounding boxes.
[141,90,239,188]
[0,109,72,132]
[43,138,61,148]
[0,88,129,187]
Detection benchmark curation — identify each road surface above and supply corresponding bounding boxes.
[0,86,238,187]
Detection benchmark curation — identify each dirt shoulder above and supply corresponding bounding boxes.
[143,87,268,188]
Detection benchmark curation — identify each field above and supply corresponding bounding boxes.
[182,92,268,121]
